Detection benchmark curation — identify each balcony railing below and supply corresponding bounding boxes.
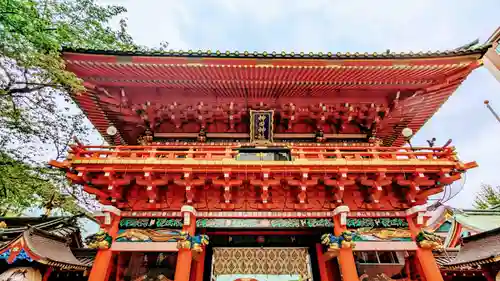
[68,144,459,162]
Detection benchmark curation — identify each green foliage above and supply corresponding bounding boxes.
[473,184,500,210]
[0,0,143,215]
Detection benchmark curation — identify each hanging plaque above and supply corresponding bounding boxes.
[250,110,274,143]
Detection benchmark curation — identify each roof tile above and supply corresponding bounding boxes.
[61,44,490,60]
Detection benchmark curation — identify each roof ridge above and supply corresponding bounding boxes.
[27,227,72,244]
[61,44,490,60]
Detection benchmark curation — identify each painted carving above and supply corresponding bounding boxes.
[321,231,356,249]
[321,233,341,249]
[116,229,186,242]
[352,228,412,241]
[346,218,408,229]
[85,230,113,250]
[190,234,210,253]
[116,228,209,252]
[176,233,210,253]
[176,231,192,249]
[345,218,411,242]
[339,231,356,248]
[197,218,333,228]
[119,218,183,229]
[415,230,444,250]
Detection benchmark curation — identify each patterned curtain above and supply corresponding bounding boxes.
[213,248,310,276]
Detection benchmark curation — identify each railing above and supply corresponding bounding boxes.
[68,144,458,162]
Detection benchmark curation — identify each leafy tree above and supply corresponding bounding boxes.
[0,0,144,215]
[473,184,500,210]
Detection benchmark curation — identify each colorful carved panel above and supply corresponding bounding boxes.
[351,228,412,241]
[196,218,333,228]
[346,217,412,242]
[119,218,183,229]
[177,234,209,253]
[116,229,185,242]
[115,229,209,253]
[346,218,408,229]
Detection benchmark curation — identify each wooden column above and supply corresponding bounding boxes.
[482,268,495,281]
[88,210,121,281]
[42,267,53,281]
[333,205,359,281]
[174,206,197,281]
[406,207,443,281]
[194,247,206,281]
[316,243,330,281]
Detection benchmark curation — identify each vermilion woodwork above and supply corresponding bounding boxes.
[65,51,483,146]
[53,48,489,281]
[52,144,476,211]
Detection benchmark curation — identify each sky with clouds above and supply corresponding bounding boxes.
[93,0,500,209]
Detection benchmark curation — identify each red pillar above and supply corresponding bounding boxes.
[174,206,197,281]
[194,247,206,281]
[406,208,443,281]
[88,211,120,281]
[333,206,359,281]
[42,267,53,281]
[482,270,495,281]
[316,243,330,281]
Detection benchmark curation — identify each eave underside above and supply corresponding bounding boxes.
[64,50,484,146]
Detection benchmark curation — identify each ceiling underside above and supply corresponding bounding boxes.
[64,51,483,146]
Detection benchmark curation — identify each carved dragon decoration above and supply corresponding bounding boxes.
[85,229,113,250]
[321,231,357,250]
[415,230,443,251]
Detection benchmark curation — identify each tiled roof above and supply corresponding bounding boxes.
[454,209,500,232]
[445,227,500,269]
[62,44,490,60]
[24,228,89,270]
[71,248,97,267]
[426,205,500,233]
[0,228,90,270]
[434,248,460,267]
[0,216,83,247]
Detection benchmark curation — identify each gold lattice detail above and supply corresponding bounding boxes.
[212,247,309,276]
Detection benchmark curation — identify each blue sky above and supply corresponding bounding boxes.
[94,0,500,208]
